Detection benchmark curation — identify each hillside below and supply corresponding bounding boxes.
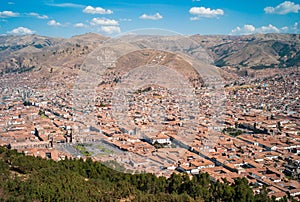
[0,33,107,75]
[0,146,284,202]
[0,33,299,76]
[191,33,300,69]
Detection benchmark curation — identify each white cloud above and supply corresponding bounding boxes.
[291,22,299,33]
[28,12,48,19]
[8,27,35,35]
[231,24,256,35]
[119,18,132,22]
[190,16,200,21]
[47,3,84,8]
[264,1,300,14]
[90,18,120,34]
[74,23,87,28]
[83,6,113,14]
[189,7,224,19]
[281,26,289,32]
[8,2,15,5]
[90,17,119,26]
[257,24,280,33]
[0,10,19,18]
[292,22,298,29]
[230,24,294,35]
[139,13,163,20]
[100,26,121,34]
[47,20,62,27]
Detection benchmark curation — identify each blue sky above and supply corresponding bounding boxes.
[0,0,299,37]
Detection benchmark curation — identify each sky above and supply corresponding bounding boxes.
[0,0,299,37]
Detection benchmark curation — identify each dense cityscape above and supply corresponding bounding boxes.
[0,40,299,201]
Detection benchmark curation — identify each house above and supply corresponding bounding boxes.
[268,191,287,201]
[147,133,171,145]
[289,189,300,197]
[177,164,199,174]
[190,159,215,169]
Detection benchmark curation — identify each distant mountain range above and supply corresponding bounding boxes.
[0,33,107,75]
[191,33,300,69]
[0,33,299,75]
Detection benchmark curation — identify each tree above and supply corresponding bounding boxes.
[232,178,255,202]
[168,173,183,194]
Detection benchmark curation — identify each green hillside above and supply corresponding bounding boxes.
[0,147,293,202]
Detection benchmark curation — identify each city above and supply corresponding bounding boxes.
[0,37,299,200]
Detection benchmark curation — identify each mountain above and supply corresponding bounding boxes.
[0,33,299,76]
[191,33,300,69]
[0,33,107,75]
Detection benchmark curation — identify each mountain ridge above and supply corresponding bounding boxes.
[0,33,299,76]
